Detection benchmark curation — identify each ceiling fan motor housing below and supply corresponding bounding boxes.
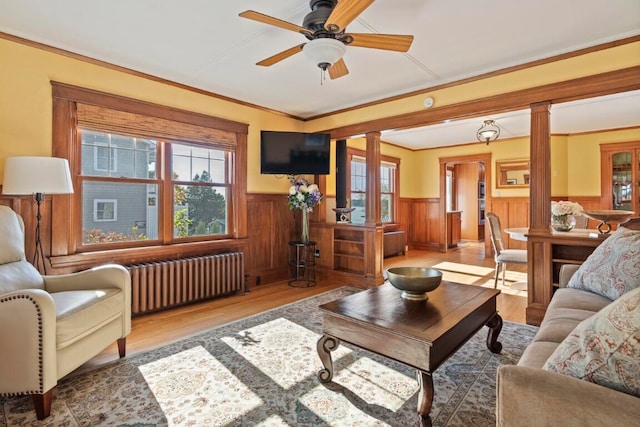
[304,0,339,34]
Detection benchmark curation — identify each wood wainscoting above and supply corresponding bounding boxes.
[488,197,530,251]
[245,193,296,287]
[400,197,441,250]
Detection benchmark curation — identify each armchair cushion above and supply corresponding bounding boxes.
[567,226,640,300]
[0,206,25,264]
[52,288,123,348]
[0,261,44,294]
[542,287,640,397]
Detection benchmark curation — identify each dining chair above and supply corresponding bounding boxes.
[486,212,528,288]
[573,214,589,229]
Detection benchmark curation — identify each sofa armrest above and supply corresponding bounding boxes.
[0,289,58,394]
[497,365,640,427]
[558,264,580,287]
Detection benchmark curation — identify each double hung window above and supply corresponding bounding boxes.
[348,149,399,224]
[52,83,245,256]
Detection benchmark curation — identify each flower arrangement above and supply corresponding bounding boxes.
[288,178,323,242]
[551,201,583,231]
[288,178,323,213]
[551,201,583,218]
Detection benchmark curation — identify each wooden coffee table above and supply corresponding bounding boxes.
[317,281,502,423]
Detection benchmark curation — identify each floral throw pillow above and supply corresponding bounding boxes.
[567,226,640,300]
[542,287,640,396]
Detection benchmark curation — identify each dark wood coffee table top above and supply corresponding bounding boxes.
[317,281,502,422]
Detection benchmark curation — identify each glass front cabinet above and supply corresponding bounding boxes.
[601,141,640,214]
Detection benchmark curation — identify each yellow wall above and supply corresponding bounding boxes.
[336,137,416,198]
[566,128,640,197]
[305,42,640,133]
[0,37,302,194]
[1,36,639,200]
[412,136,530,199]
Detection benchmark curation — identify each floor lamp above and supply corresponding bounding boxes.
[2,156,74,274]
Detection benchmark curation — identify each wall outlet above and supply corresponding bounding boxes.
[315,249,320,258]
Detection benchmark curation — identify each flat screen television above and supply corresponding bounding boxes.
[260,130,331,175]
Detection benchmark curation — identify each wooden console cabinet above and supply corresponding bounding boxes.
[526,229,607,325]
[310,222,384,287]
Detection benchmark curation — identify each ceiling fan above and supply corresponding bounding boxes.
[239,0,414,80]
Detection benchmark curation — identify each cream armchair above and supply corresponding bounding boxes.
[0,206,131,419]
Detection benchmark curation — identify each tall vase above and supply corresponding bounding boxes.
[301,209,310,243]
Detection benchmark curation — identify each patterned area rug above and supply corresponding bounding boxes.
[0,287,537,426]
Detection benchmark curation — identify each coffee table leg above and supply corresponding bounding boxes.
[486,313,503,353]
[416,370,434,418]
[317,334,340,383]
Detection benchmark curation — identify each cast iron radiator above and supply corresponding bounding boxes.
[383,231,407,258]
[128,252,245,315]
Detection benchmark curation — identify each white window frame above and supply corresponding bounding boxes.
[93,140,118,172]
[94,199,118,222]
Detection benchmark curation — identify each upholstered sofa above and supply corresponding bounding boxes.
[0,206,131,419]
[496,218,640,426]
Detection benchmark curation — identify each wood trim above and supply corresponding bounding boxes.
[347,146,400,224]
[49,239,248,272]
[599,140,640,212]
[234,132,248,239]
[365,132,382,227]
[4,31,637,124]
[52,82,248,134]
[439,153,492,254]
[306,35,640,121]
[529,101,552,233]
[0,32,301,121]
[325,66,640,139]
[50,84,249,273]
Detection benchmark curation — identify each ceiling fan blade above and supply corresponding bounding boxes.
[328,58,349,79]
[348,33,414,52]
[256,44,305,67]
[239,10,312,35]
[325,0,375,33]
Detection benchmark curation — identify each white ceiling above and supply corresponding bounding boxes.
[1,0,638,149]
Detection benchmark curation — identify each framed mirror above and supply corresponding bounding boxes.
[496,159,530,188]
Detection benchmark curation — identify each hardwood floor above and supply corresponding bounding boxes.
[84,242,527,370]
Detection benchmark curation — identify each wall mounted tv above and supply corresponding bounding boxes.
[260,130,331,175]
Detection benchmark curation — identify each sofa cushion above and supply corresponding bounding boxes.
[567,226,640,300]
[518,341,560,369]
[52,288,123,349]
[542,287,640,397]
[547,288,612,313]
[533,307,597,344]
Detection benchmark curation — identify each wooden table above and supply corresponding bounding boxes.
[316,282,502,423]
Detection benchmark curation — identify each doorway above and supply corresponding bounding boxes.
[439,153,492,256]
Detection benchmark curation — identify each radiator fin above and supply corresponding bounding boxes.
[128,252,245,315]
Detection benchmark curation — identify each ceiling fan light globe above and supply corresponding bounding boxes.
[303,38,346,69]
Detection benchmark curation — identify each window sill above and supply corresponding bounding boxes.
[50,239,248,271]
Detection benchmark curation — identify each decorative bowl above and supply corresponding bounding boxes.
[583,210,635,234]
[385,267,442,301]
[332,207,356,223]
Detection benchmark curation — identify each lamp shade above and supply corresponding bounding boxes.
[2,156,74,195]
[303,38,346,70]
